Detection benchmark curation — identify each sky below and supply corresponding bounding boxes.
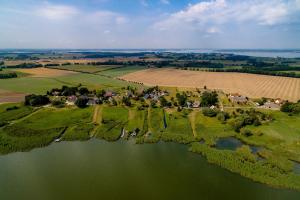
[0,0,300,49]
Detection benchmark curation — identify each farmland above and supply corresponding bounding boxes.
[121,68,300,102]
[14,67,77,77]
[1,50,300,192]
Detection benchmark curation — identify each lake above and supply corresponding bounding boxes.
[0,140,300,200]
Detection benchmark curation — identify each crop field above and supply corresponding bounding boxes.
[121,68,300,102]
[14,67,77,77]
[0,72,139,95]
[47,65,121,74]
[97,66,148,77]
[0,90,26,103]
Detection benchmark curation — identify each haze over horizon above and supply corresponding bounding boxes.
[0,0,300,49]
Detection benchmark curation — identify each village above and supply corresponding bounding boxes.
[30,84,286,113]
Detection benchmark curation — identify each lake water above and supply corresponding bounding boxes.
[0,140,300,200]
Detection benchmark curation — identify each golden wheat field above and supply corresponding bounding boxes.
[15,67,77,78]
[121,68,300,102]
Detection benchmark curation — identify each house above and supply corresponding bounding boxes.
[261,102,280,110]
[66,95,77,105]
[193,101,200,108]
[274,98,284,105]
[87,99,96,106]
[104,91,116,98]
[144,94,150,99]
[229,93,248,104]
[52,91,60,96]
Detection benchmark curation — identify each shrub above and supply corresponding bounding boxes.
[25,95,50,107]
[202,108,218,117]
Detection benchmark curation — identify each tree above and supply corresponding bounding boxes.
[61,86,78,96]
[200,91,218,107]
[96,89,106,98]
[159,96,169,107]
[176,93,187,106]
[122,96,132,107]
[79,87,89,95]
[75,96,89,108]
[25,95,50,106]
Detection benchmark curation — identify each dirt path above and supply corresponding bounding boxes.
[147,107,153,134]
[92,105,100,124]
[91,106,103,137]
[128,108,135,121]
[189,110,198,138]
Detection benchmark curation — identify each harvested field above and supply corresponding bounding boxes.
[14,67,77,77]
[121,68,300,102]
[0,89,26,103]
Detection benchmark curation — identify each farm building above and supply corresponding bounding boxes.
[261,102,281,110]
[229,93,248,104]
[66,95,77,105]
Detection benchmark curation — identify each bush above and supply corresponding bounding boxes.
[281,102,300,114]
[51,99,65,108]
[202,108,218,117]
[217,112,230,123]
[240,129,253,137]
[0,72,18,79]
[25,95,50,106]
[6,106,19,111]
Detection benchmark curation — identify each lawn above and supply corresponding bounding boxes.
[148,107,165,136]
[162,110,195,144]
[195,112,235,145]
[96,106,129,141]
[126,108,147,135]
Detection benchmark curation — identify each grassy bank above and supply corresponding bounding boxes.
[189,143,300,191]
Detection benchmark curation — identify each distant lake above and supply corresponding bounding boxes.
[0,140,299,200]
[1,49,300,58]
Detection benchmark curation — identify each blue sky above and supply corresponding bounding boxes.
[0,0,300,49]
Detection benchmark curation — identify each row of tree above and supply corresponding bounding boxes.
[0,72,17,79]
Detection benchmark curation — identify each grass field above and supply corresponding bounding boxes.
[47,65,120,73]
[97,66,148,77]
[0,72,138,95]
[121,68,300,102]
[0,107,93,154]
[14,67,77,77]
[195,112,236,145]
[126,108,148,135]
[96,106,129,141]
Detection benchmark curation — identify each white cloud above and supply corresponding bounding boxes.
[86,11,128,25]
[35,3,79,20]
[154,0,300,31]
[207,27,220,34]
